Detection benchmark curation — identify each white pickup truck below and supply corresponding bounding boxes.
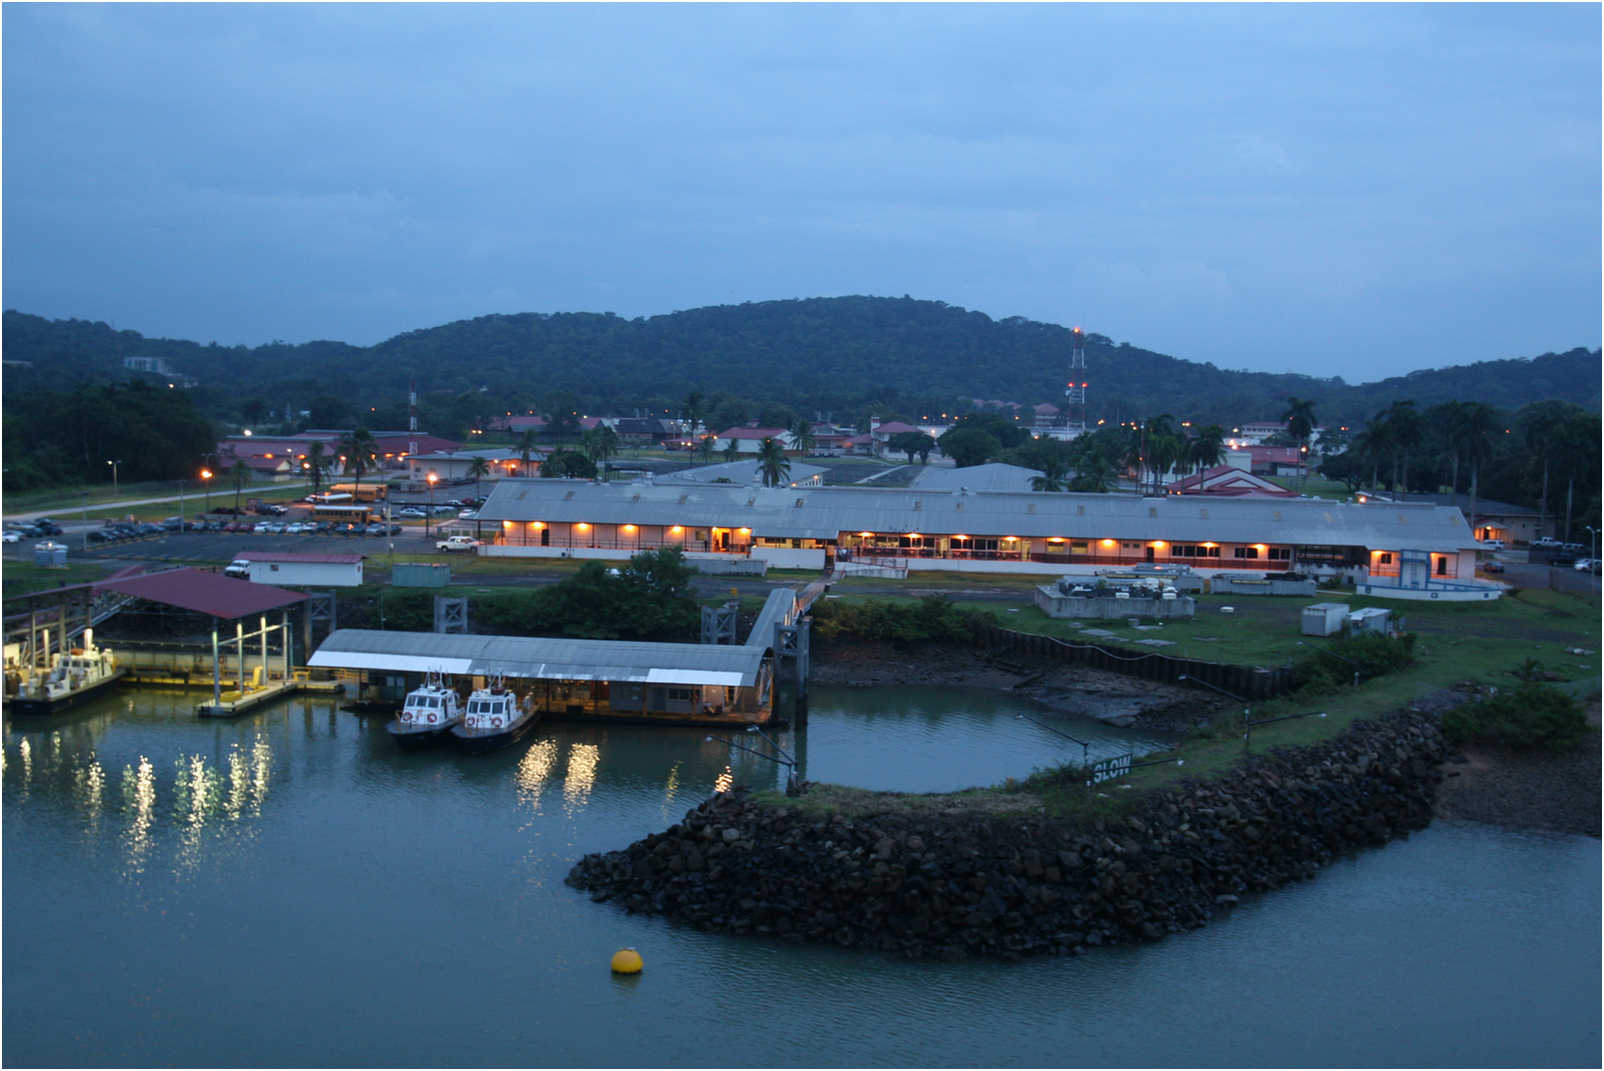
[435,535,481,552]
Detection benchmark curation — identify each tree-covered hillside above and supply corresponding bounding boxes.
[2,299,1596,435]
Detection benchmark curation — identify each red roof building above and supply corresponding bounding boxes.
[1166,465,1298,498]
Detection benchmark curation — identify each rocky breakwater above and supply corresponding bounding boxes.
[567,712,1444,960]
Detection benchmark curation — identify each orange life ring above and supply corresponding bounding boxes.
[427,712,437,724]
[491,716,503,729]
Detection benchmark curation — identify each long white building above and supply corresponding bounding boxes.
[471,478,1487,592]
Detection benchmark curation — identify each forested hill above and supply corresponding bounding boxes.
[2,298,1596,428]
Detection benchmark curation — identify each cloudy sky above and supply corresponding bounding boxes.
[4,3,1598,381]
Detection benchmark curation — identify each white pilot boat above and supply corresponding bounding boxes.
[7,629,125,716]
[450,676,540,754]
[385,672,465,750]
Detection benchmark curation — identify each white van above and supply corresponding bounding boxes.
[224,559,251,579]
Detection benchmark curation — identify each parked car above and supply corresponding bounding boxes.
[1478,539,1504,550]
[458,510,478,519]
[365,523,388,536]
[1531,536,1563,549]
[35,520,63,536]
[1574,558,1600,574]
[396,507,426,519]
[2,531,19,544]
[137,523,163,536]
[1481,560,1505,574]
[86,529,110,543]
[436,535,481,552]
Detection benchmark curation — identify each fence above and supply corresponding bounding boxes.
[978,624,1294,700]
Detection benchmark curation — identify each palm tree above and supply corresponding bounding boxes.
[1377,401,1422,494]
[1188,425,1227,474]
[338,427,378,498]
[466,456,490,499]
[682,391,706,442]
[696,434,716,466]
[1455,402,1500,536]
[790,417,817,459]
[304,441,327,495]
[1029,457,1067,492]
[757,437,791,487]
[1281,397,1318,488]
[723,437,741,462]
[513,428,540,477]
[587,423,620,481]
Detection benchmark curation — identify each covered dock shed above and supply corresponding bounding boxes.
[308,629,775,724]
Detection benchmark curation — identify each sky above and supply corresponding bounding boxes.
[3,3,1599,382]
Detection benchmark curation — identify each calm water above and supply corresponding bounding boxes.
[3,683,1598,1068]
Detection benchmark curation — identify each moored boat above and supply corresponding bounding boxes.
[7,630,125,717]
[385,672,464,750]
[450,677,540,754]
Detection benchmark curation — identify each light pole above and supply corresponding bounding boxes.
[81,491,90,552]
[201,468,213,516]
[425,471,439,538]
[106,459,122,498]
[1587,525,1597,566]
[178,478,186,525]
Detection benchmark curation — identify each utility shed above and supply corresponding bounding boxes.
[307,628,776,724]
[231,551,364,587]
[1348,607,1393,635]
[1301,602,1351,637]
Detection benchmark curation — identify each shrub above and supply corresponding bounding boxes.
[811,595,996,645]
[1441,681,1590,751]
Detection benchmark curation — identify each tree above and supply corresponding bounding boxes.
[1188,425,1227,473]
[938,426,1001,468]
[696,434,716,466]
[790,417,817,458]
[757,437,791,487]
[338,427,378,498]
[544,392,582,445]
[1029,456,1068,492]
[723,437,741,461]
[682,390,706,439]
[1455,402,1500,535]
[1376,401,1422,493]
[888,430,937,464]
[304,441,327,495]
[230,459,251,514]
[1282,397,1318,488]
[514,428,540,477]
[467,456,490,499]
[540,449,597,479]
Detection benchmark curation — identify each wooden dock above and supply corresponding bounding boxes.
[194,677,345,718]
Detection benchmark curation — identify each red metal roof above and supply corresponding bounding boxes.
[94,568,307,620]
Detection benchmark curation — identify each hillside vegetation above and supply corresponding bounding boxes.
[3,299,1596,436]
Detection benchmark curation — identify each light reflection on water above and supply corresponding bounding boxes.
[3,685,1598,1069]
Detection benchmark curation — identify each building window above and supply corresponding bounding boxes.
[1233,546,1259,559]
[1376,552,1393,565]
[1268,547,1291,561]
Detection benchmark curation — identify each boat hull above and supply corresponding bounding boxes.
[386,719,461,750]
[6,669,127,717]
[450,708,541,754]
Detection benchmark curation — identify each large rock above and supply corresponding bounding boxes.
[566,710,1444,961]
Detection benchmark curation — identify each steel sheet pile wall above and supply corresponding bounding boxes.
[979,624,1292,699]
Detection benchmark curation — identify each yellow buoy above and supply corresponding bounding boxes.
[610,947,644,974]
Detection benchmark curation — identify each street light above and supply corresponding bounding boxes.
[425,471,439,538]
[106,459,122,497]
[1587,525,1597,565]
[200,467,213,515]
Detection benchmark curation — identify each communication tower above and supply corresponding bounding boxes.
[1064,326,1088,433]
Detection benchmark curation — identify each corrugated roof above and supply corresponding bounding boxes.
[229,551,365,564]
[910,463,1043,493]
[95,568,308,619]
[307,628,769,686]
[475,478,1478,550]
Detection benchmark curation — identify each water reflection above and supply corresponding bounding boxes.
[562,743,599,814]
[515,737,559,815]
[660,761,681,823]
[121,756,156,876]
[74,756,106,831]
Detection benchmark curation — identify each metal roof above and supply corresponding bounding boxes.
[654,460,828,487]
[228,551,365,564]
[476,479,1478,550]
[307,628,769,686]
[910,463,1044,493]
[94,568,308,620]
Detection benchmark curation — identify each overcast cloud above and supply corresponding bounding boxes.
[3,3,1598,381]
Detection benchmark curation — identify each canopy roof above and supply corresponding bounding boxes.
[95,568,307,620]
